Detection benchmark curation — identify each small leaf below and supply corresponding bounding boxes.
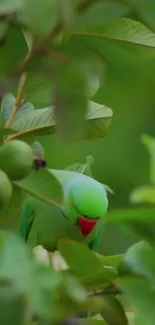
[75,2,129,28]
[130,185,155,204]
[100,296,128,325]
[14,169,63,207]
[31,141,45,160]
[141,133,155,184]
[65,155,94,177]
[96,253,124,268]
[1,93,16,124]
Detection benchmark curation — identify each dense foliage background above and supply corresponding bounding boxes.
[1,1,155,325]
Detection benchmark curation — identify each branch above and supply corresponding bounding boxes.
[13,0,98,75]
[5,73,27,128]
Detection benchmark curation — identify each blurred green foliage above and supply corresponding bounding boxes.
[2,1,155,325]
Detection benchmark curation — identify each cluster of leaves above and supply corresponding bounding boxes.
[1,1,155,325]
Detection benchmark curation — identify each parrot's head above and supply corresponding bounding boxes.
[62,175,108,237]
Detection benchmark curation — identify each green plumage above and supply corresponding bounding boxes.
[20,169,108,252]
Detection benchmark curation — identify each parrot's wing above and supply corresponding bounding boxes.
[19,199,35,241]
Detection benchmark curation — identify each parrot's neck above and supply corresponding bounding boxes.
[63,187,97,237]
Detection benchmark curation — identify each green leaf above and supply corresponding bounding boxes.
[0,185,23,230]
[85,101,113,140]
[96,253,124,268]
[20,0,59,38]
[132,0,155,34]
[0,0,23,13]
[122,240,155,282]
[141,133,155,184]
[0,26,28,75]
[0,231,34,293]
[1,92,35,125]
[65,155,94,177]
[130,185,155,204]
[75,2,129,28]
[53,63,88,141]
[100,296,128,325]
[28,265,60,319]
[119,278,155,325]
[58,239,104,276]
[0,282,25,325]
[6,101,112,142]
[73,18,155,59]
[58,240,116,287]
[14,169,63,207]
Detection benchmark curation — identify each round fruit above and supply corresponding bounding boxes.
[0,170,12,209]
[0,140,33,181]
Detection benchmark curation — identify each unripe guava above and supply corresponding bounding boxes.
[0,140,33,181]
[0,170,12,209]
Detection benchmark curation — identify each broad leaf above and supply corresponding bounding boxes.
[121,240,155,282]
[6,101,113,142]
[96,253,124,268]
[0,231,34,293]
[58,239,116,285]
[119,278,155,325]
[0,282,25,325]
[1,92,34,125]
[14,169,63,207]
[0,26,28,75]
[74,2,129,28]
[100,296,128,325]
[0,185,23,231]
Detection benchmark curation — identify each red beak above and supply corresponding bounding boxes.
[78,217,97,237]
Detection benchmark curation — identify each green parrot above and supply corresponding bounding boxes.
[20,169,109,252]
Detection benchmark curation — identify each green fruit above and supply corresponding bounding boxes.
[0,140,33,181]
[0,170,12,209]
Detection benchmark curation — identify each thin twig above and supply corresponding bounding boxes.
[6,73,28,128]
